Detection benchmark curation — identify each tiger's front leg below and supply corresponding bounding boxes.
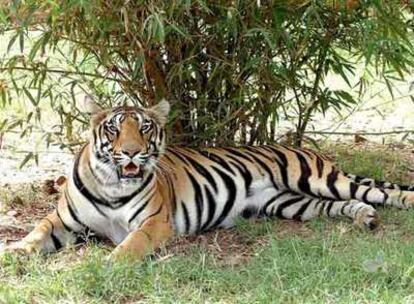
[2,210,74,255]
[1,195,79,256]
[109,204,173,262]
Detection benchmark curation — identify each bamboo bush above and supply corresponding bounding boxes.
[0,0,413,151]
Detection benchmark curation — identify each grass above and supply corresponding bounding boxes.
[0,142,414,303]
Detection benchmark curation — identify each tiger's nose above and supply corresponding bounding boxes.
[121,148,140,158]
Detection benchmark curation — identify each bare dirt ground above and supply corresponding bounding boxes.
[0,133,73,185]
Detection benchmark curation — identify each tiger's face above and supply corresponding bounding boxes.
[88,99,170,182]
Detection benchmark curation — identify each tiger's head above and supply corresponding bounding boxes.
[85,97,170,182]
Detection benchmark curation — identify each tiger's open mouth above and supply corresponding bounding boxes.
[120,162,144,179]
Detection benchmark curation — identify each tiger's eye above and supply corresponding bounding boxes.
[105,125,117,140]
[107,125,117,133]
[141,120,152,133]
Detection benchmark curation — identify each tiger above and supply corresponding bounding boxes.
[2,98,414,261]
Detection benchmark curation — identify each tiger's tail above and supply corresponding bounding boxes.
[344,173,414,191]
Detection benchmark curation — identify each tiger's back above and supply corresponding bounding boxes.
[161,145,326,234]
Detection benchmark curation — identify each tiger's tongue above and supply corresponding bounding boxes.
[122,162,140,177]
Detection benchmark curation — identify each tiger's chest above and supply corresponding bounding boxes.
[66,179,148,244]
[74,199,132,244]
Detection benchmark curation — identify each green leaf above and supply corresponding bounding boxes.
[0,87,7,107]
[28,36,44,61]
[6,119,22,131]
[168,23,187,37]
[19,152,34,169]
[0,119,8,131]
[335,90,357,106]
[384,77,395,100]
[19,31,25,53]
[7,33,18,52]
[23,87,38,106]
[154,13,165,43]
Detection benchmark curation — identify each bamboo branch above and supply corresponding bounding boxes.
[1,149,74,154]
[0,66,120,82]
[294,36,331,146]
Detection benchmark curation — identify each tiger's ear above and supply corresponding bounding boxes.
[83,95,103,115]
[149,99,170,126]
[83,95,106,127]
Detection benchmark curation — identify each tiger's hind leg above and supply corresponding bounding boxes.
[302,198,379,229]
[263,191,379,229]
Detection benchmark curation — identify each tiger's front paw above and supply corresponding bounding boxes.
[108,232,152,263]
[0,240,40,257]
[107,249,125,263]
[107,246,144,263]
